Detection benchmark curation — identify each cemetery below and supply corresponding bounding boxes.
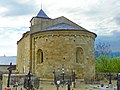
[1,62,120,90]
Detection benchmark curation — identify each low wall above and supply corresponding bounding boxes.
[2,74,26,86]
[95,73,117,81]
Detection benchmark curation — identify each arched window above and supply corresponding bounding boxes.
[37,49,43,64]
[76,47,84,64]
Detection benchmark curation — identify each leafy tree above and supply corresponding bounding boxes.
[95,42,120,73]
[110,57,120,73]
[95,56,120,73]
[95,56,109,73]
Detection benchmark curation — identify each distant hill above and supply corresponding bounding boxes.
[0,56,16,65]
[95,51,120,58]
[111,52,120,57]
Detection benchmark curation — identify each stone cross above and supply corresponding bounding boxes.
[107,73,112,84]
[117,73,120,90]
[7,62,12,88]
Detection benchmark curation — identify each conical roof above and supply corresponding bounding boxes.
[36,9,50,19]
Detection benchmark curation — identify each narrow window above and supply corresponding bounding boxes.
[37,49,43,64]
[76,47,84,64]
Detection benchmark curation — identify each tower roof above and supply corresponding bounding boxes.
[36,9,50,19]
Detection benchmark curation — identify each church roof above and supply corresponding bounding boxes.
[36,9,50,19]
[44,23,84,31]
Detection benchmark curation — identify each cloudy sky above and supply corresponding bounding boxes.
[0,0,120,56]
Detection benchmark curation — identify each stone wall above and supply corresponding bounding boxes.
[16,32,30,74]
[31,30,96,79]
[0,65,16,72]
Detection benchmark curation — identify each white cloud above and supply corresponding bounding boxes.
[0,16,31,27]
[0,0,120,55]
[0,27,28,56]
[95,30,120,52]
[0,7,8,14]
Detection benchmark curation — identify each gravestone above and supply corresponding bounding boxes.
[23,72,40,90]
[33,77,40,89]
[0,72,2,90]
[117,73,120,90]
[107,73,113,89]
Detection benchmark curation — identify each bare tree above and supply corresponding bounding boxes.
[95,42,112,57]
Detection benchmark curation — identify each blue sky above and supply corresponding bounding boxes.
[0,0,120,56]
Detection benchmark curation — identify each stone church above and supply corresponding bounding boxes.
[16,9,97,79]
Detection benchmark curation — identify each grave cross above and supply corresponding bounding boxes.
[107,72,112,84]
[27,71,32,89]
[71,70,76,88]
[117,73,120,90]
[53,70,57,85]
[67,79,71,90]
[7,62,12,88]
